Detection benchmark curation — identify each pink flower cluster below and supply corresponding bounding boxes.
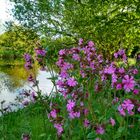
[46,38,140,137]
[118,99,134,116]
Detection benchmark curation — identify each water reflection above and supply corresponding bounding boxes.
[0,60,55,108]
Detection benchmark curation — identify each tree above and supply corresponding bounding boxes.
[0,23,39,58]
[10,0,140,56]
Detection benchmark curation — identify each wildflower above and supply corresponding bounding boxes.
[132,69,138,75]
[104,65,116,74]
[60,70,69,78]
[59,49,66,56]
[122,75,135,92]
[78,38,83,45]
[118,105,126,116]
[35,48,46,57]
[88,41,94,47]
[116,83,122,90]
[96,126,105,135]
[67,100,75,112]
[69,111,75,119]
[72,54,80,61]
[54,123,63,136]
[138,107,140,112]
[109,118,116,126]
[74,111,80,118]
[114,53,118,58]
[22,134,30,140]
[122,99,134,113]
[50,109,57,118]
[24,54,32,62]
[118,67,125,74]
[133,89,139,95]
[28,74,34,82]
[84,119,90,127]
[67,78,77,87]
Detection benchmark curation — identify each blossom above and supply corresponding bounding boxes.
[35,48,46,56]
[138,107,140,112]
[96,126,105,135]
[118,67,125,74]
[133,89,139,95]
[116,83,122,90]
[88,41,94,47]
[122,75,135,92]
[22,134,30,140]
[24,54,32,62]
[50,109,57,118]
[72,54,80,61]
[59,49,66,56]
[67,78,77,87]
[54,123,63,136]
[118,105,126,116]
[78,38,83,45]
[104,66,116,74]
[132,69,138,75]
[84,119,90,127]
[67,100,75,112]
[118,99,134,116]
[109,118,116,126]
[28,74,34,82]
[122,99,134,112]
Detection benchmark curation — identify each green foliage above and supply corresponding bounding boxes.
[10,0,140,56]
[0,23,38,59]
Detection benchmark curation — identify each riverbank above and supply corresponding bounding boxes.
[0,102,56,140]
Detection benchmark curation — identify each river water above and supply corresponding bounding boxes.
[0,63,55,109]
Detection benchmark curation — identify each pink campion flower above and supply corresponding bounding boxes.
[84,108,89,116]
[138,107,140,112]
[122,54,127,62]
[63,62,73,70]
[122,75,135,92]
[54,123,63,136]
[104,66,116,74]
[84,119,90,127]
[50,109,57,118]
[114,53,118,58]
[118,49,125,55]
[69,111,75,119]
[80,70,86,78]
[112,74,117,85]
[67,77,77,87]
[88,41,94,47]
[96,126,105,135]
[78,38,83,45]
[60,70,69,78]
[116,83,122,90]
[59,49,66,56]
[118,105,126,116]
[74,111,80,118]
[90,62,95,70]
[35,48,46,56]
[118,99,134,116]
[72,54,80,61]
[133,89,139,95]
[122,99,134,112]
[56,80,65,88]
[118,67,125,74]
[132,69,138,75]
[67,100,75,112]
[95,138,101,140]
[28,74,34,82]
[109,118,116,126]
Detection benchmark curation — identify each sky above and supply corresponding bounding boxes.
[0,0,14,33]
